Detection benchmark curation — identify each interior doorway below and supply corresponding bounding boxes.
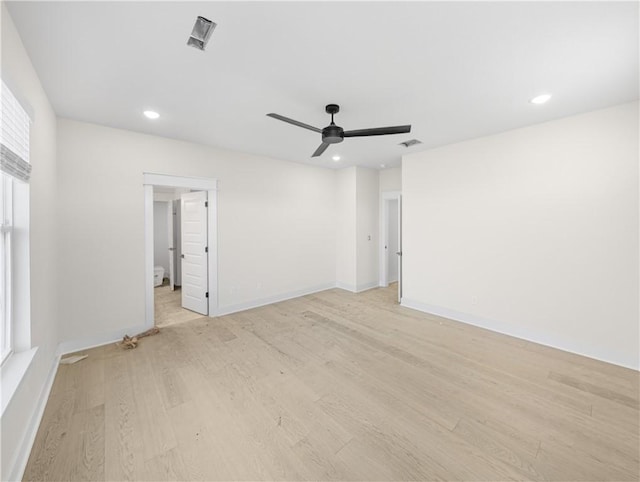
[151,187,207,327]
[143,173,218,330]
[380,190,402,303]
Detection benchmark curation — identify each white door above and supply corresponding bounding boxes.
[167,201,175,291]
[397,195,402,303]
[181,191,208,315]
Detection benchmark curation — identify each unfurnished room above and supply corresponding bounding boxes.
[0,1,638,481]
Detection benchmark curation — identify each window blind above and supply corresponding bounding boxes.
[0,80,31,183]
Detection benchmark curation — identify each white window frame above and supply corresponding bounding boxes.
[0,174,13,364]
[0,79,30,367]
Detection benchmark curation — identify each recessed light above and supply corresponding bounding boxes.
[380,164,386,168]
[332,155,340,161]
[530,94,552,105]
[143,110,160,119]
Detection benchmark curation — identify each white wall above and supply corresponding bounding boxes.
[335,166,379,292]
[335,167,356,290]
[57,119,337,342]
[355,167,379,290]
[402,102,639,369]
[379,166,401,192]
[153,201,170,275]
[1,4,59,480]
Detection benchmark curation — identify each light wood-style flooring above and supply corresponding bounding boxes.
[154,283,202,328]
[24,286,639,481]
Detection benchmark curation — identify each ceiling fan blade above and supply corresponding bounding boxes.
[266,113,322,133]
[343,125,411,137]
[312,142,330,157]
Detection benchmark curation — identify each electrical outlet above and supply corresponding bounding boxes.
[471,295,478,306]
[367,235,371,241]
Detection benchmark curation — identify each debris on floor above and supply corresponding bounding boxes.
[119,327,160,349]
[60,354,88,365]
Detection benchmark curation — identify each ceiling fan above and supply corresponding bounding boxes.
[267,104,411,157]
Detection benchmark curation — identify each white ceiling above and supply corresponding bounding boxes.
[6,1,639,169]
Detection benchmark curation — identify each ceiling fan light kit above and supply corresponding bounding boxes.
[267,104,411,157]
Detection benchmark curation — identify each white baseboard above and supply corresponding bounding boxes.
[336,281,379,293]
[8,352,60,482]
[335,281,356,292]
[57,322,150,356]
[401,298,639,371]
[355,281,379,293]
[217,283,336,317]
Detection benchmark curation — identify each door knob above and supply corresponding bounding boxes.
[396,251,402,256]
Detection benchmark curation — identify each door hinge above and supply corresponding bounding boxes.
[205,292,209,298]
[205,246,208,253]
[205,201,208,207]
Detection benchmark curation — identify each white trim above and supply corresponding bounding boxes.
[336,281,357,292]
[355,281,379,293]
[0,175,13,363]
[7,351,60,482]
[143,173,219,324]
[217,283,335,317]
[143,185,154,330]
[379,190,401,287]
[143,173,218,191]
[207,189,219,316]
[56,322,149,356]
[335,280,379,293]
[401,298,640,371]
[0,347,36,416]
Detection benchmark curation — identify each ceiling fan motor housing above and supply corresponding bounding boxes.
[322,124,344,144]
[322,104,344,143]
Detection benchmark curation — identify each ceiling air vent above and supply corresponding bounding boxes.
[187,16,216,51]
[399,139,422,148]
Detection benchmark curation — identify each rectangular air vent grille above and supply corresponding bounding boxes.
[187,16,216,51]
[399,139,422,148]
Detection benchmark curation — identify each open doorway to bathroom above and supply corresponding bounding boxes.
[152,186,202,327]
[143,173,218,330]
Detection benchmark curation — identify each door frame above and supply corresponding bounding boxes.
[166,200,175,291]
[143,173,219,329]
[379,190,402,289]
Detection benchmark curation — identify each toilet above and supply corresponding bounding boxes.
[154,266,165,287]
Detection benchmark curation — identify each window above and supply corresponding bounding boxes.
[0,80,30,365]
[0,175,12,363]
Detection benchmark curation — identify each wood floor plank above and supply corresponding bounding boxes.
[548,370,639,409]
[127,345,178,461]
[66,404,105,481]
[22,379,76,482]
[103,352,145,482]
